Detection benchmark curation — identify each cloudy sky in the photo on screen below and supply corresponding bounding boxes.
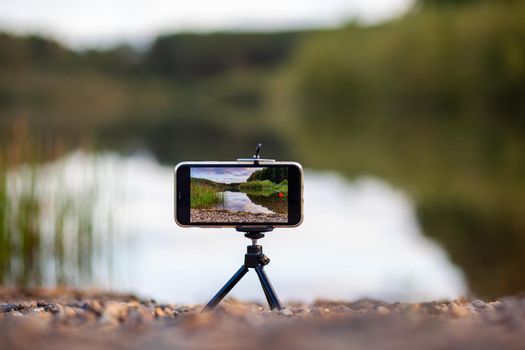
[191,167,263,184]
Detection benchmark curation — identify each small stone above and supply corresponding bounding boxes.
[489,301,503,310]
[449,303,470,318]
[83,300,103,315]
[154,307,166,318]
[375,306,390,315]
[312,308,332,317]
[176,306,190,313]
[162,308,177,318]
[333,305,351,313]
[44,303,63,314]
[64,306,77,318]
[278,308,293,316]
[0,304,19,313]
[471,300,488,310]
[103,302,128,323]
[437,304,449,313]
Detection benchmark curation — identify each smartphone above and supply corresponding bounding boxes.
[174,161,303,227]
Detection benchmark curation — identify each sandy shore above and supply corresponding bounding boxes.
[1,288,525,349]
[191,209,287,223]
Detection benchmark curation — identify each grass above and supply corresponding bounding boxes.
[190,182,224,209]
[0,120,108,288]
[239,179,288,197]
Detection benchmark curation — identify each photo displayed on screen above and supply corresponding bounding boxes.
[190,167,288,223]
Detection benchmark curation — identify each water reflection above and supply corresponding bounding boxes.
[38,152,468,303]
[215,191,274,214]
[247,193,287,214]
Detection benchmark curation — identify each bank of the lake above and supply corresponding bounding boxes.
[1,288,524,350]
[191,208,287,223]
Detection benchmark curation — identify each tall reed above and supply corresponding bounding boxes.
[0,120,109,288]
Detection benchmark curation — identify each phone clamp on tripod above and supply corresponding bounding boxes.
[236,143,275,165]
[203,144,282,312]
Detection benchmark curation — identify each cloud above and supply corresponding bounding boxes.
[191,167,262,183]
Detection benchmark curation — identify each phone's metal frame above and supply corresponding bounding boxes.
[174,160,304,228]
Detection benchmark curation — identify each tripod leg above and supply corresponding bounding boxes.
[255,265,282,310]
[203,265,249,312]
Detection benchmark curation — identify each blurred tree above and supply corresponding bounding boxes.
[247,168,288,183]
[282,0,525,298]
[146,32,302,79]
[418,0,515,6]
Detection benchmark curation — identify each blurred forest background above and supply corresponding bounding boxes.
[1,0,524,299]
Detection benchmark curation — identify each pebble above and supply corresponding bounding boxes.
[375,306,390,315]
[83,300,103,315]
[333,305,351,313]
[278,308,293,316]
[471,300,488,311]
[154,307,166,318]
[104,302,128,322]
[0,303,20,313]
[44,303,63,314]
[437,304,449,313]
[449,303,470,318]
[63,306,77,318]
[176,306,191,313]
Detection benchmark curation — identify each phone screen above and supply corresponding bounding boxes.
[190,167,289,224]
[175,162,303,227]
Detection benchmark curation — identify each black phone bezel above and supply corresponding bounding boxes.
[175,162,303,227]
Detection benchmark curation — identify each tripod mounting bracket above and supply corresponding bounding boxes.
[237,143,275,165]
[236,226,274,241]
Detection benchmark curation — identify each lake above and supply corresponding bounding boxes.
[213,191,285,215]
[14,151,467,304]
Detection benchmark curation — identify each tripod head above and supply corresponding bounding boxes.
[236,226,273,245]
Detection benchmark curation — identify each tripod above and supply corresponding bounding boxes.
[203,228,282,311]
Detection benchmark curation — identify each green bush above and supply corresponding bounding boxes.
[190,182,224,209]
[239,180,288,197]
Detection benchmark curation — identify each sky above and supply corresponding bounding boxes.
[191,167,262,184]
[0,0,413,48]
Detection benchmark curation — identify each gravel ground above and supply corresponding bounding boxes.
[191,209,287,223]
[1,288,525,350]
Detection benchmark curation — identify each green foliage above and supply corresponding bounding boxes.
[282,0,525,298]
[417,0,511,8]
[190,181,224,209]
[147,32,302,79]
[239,180,288,197]
[247,168,289,184]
